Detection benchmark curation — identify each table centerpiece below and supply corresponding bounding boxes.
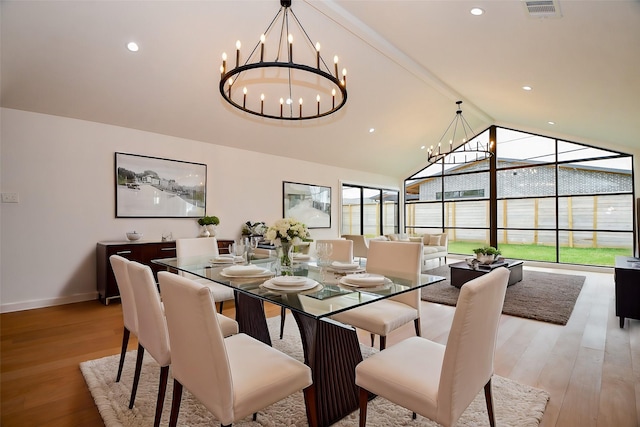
[264,218,311,276]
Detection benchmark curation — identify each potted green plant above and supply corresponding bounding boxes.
[197,215,220,237]
[472,246,501,264]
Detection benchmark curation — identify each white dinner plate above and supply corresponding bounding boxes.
[270,276,308,286]
[340,273,389,287]
[261,279,320,292]
[330,261,361,270]
[221,265,272,277]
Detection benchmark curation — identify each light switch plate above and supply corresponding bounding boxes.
[1,193,19,203]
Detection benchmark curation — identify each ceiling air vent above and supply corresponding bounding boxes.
[523,0,562,18]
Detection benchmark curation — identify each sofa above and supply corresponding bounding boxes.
[385,233,449,266]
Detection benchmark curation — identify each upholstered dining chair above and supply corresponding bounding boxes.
[127,261,239,427]
[332,240,422,350]
[355,267,510,427]
[158,271,313,427]
[109,255,137,383]
[126,260,172,427]
[341,234,369,265]
[176,237,234,313]
[316,238,354,262]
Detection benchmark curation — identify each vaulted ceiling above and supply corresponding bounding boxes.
[2,0,639,178]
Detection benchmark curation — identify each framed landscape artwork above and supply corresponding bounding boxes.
[283,181,331,228]
[115,152,207,218]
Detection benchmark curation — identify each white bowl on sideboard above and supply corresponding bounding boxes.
[126,232,143,241]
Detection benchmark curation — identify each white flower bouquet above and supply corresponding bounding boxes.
[264,218,311,246]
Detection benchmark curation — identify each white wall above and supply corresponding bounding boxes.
[0,108,400,312]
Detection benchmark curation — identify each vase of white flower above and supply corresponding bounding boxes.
[265,218,311,276]
[277,241,294,276]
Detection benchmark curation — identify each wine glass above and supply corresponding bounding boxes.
[316,242,334,281]
[234,242,247,263]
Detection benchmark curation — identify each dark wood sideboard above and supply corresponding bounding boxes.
[97,238,234,305]
[614,256,640,328]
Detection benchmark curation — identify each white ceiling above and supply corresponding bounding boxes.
[2,0,639,178]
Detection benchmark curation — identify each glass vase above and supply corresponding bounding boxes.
[278,241,294,276]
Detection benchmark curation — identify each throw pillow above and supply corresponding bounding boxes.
[408,237,422,243]
[387,234,398,241]
[428,235,441,246]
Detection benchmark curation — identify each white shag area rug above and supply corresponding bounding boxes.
[81,316,549,427]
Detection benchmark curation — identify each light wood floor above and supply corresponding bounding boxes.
[1,266,638,427]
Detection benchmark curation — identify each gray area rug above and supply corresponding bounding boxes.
[422,265,585,325]
[81,316,549,426]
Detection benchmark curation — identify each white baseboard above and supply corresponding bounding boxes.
[1,292,99,313]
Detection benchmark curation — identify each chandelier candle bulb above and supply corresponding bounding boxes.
[299,97,303,117]
[316,94,320,114]
[332,89,336,108]
[260,34,265,62]
[280,98,284,117]
[243,87,247,108]
[342,68,347,87]
[221,52,227,74]
[260,93,265,114]
[288,34,293,62]
[334,55,339,78]
[316,42,321,68]
[235,40,241,67]
[228,77,233,97]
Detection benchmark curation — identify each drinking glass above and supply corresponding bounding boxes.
[316,242,334,281]
[234,242,247,263]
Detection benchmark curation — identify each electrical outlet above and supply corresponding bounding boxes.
[1,193,19,203]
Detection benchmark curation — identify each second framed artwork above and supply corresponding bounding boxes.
[283,181,331,228]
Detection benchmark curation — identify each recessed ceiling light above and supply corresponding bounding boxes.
[548,121,555,125]
[421,145,426,150]
[522,85,532,91]
[470,7,484,16]
[127,42,139,52]
[369,128,375,133]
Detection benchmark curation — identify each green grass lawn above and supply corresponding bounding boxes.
[448,241,631,267]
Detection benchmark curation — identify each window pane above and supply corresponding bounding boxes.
[406,176,442,202]
[498,234,557,262]
[559,231,633,266]
[443,172,489,199]
[381,190,398,235]
[497,165,556,198]
[363,189,380,237]
[444,200,489,229]
[558,195,633,231]
[557,140,625,162]
[341,186,361,236]
[406,202,442,228]
[558,158,633,195]
[496,128,556,164]
[448,230,490,256]
[497,198,556,230]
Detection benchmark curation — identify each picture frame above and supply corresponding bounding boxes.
[283,181,331,228]
[115,152,207,218]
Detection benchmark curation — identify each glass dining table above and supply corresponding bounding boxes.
[152,254,445,427]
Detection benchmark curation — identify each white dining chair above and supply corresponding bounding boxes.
[332,240,423,350]
[127,262,238,427]
[355,267,510,427]
[109,255,137,383]
[158,271,313,427]
[341,235,369,265]
[126,260,172,427]
[176,237,234,313]
[315,239,353,262]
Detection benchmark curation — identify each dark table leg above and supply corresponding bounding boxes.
[293,313,363,427]
[234,292,271,346]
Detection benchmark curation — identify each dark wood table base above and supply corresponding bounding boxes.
[234,292,363,427]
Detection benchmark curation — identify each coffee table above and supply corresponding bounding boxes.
[449,259,523,288]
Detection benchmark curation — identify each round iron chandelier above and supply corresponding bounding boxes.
[219,0,347,120]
